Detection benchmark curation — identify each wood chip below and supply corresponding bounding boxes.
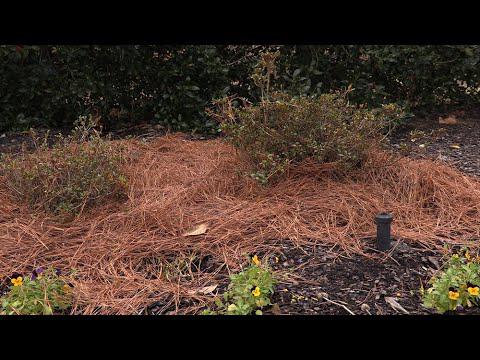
[385,297,409,314]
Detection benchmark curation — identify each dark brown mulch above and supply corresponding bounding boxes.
[388,112,480,177]
[264,240,441,315]
[143,239,459,315]
[0,123,215,156]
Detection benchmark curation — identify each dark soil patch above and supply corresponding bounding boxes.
[0,123,215,156]
[389,111,480,177]
[263,241,441,315]
[144,239,472,315]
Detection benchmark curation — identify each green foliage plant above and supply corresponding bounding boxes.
[1,267,73,315]
[422,248,480,314]
[211,52,406,184]
[0,115,127,219]
[202,255,276,315]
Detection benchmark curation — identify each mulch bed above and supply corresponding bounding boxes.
[1,113,479,316]
[264,240,440,315]
[145,239,443,315]
[260,112,480,315]
[389,111,480,177]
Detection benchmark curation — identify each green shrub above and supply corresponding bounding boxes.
[1,45,478,134]
[212,52,406,184]
[202,255,276,315]
[1,267,73,315]
[422,249,480,314]
[0,45,261,133]
[275,45,480,112]
[0,115,127,218]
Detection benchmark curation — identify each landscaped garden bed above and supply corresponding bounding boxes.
[1,124,479,315]
[1,48,480,316]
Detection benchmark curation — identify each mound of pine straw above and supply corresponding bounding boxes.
[1,134,479,314]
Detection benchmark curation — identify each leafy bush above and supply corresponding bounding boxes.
[0,45,263,133]
[1,267,73,315]
[212,52,406,184]
[422,249,480,314]
[275,45,480,112]
[1,45,478,134]
[203,255,276,315]
[0,116,127,218]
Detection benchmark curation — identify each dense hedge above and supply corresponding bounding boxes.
[1,45,479,133]
[277,45,480,112]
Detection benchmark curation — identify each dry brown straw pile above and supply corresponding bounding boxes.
[1,134,479,314]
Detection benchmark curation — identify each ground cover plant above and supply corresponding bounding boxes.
[422,248,480,314]
[202,255,276,315]
[1,267,73,315]
[0,115,127,219]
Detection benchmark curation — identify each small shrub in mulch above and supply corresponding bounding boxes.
[210,51,406,184]
[0,115,128,219]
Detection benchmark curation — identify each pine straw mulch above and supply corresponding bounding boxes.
[1,134,480,314]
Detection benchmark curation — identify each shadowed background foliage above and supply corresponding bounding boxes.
[1,45,479,133]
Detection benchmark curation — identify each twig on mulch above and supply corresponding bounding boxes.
[319,294,356,315]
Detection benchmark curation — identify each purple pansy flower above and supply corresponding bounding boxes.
[30,267,45,280]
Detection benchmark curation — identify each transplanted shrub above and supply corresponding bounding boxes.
[211,52,406,184]
[0,115,127,219]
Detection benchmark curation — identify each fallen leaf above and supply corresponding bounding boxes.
[187,284,217,295]
[183,223,209,236]
[385,297,409,314]
[439,116,458,125]
[449,144,461,149]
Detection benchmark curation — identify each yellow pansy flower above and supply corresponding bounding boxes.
[468,287,479,296]
[252,286,261,297]
[11,276,23,287]
[252,255,260,266]
[448,290,460,300]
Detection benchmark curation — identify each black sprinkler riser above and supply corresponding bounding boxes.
[375,212,393,251]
